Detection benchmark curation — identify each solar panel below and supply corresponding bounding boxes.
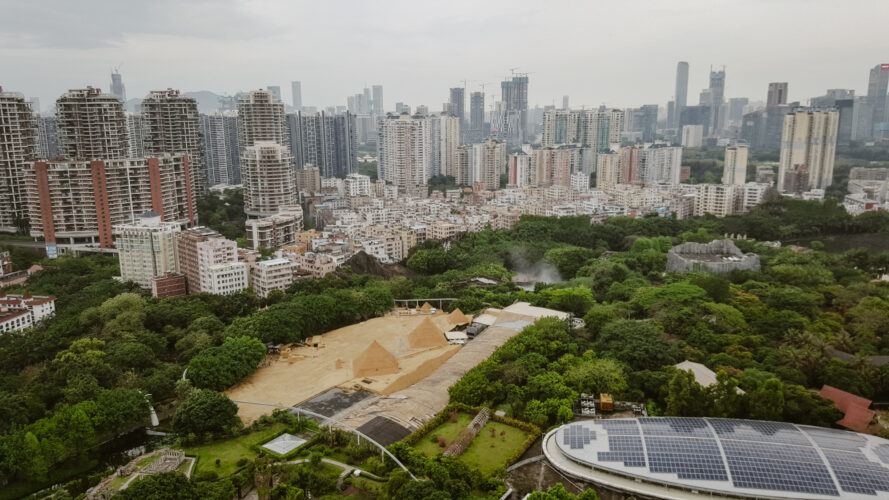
[645,436,728,481]
[801,425,867,451]
[639,417,714,438]
[707,418,810,446]
[721,440,838,496]
[822,449,889,495]
[562,424,595,450]
[593,419,640,435]
[875,443,889,465]
[598,435,645,467]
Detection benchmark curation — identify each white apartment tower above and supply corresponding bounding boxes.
[125,113,144,157]
[344,173,372,197]
[722,146,749,185]
[238,89,288,148]
[241,141,297,217]
[56,88,128,159]
[777,109,839,192]
[681,125,703,147]
[0,88,37,233]
[439,115,460,181]
[114,211,181,288]
[377,114,430,188]
[140,89,207,195]
[201,112,240,185]
[472,137,506,190]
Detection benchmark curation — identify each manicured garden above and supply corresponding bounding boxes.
[413,411,534,475]
[177,422,287,476]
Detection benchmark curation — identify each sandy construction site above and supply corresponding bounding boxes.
[226,311,465,423]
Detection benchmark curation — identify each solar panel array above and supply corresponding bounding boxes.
[598,435,646,467]
[822,449,889,495]
[645,436,728,480]
[559,417,889,499]
[639,417,714,438]
[562,424,595,450]
[721,439,838,496]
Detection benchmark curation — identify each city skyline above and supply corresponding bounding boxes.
[2,0,888,112]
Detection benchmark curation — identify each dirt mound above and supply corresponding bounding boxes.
[341,251,414,279]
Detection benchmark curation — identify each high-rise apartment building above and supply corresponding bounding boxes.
[673,62,689,129]
[767,83,789,107]
[377,114,430,188]
[681,125,704,147]
[449,87,465,125]
[470,91,486,141]
[291,81,302,110]
[372,85,383,117]
[777,108,839,192]
[287,111,357,177]
[201,112,241,185]
[530,147,579,188]
[294,166,321,193]
[865,63,889,138]
[0,88,37,233]
[722,146,749,185]
[36,116,60,159]
[241,141,297,217]
[471,137,506,190]
[266,85,282,101]
[25,154,195,251]
[507,153,531,187]
[114,211,180,288]
[500,75,529,143]
[595,153,621,189]
[439,115,461,181]
[613,146,682,185]
[110,70,126,102]
[56,88,128,159]
[141,89,207,195]
[707,68,726,134]
[237,90,288,148]
[125,113,144,157]
[541,109,616,150]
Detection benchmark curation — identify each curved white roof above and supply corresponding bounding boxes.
[545,417,889,500]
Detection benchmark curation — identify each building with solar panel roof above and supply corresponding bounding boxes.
[544,417,889,500]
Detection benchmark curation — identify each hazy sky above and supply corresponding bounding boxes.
[2,0,887,113]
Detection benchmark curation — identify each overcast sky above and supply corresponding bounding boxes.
[2,0,887,113]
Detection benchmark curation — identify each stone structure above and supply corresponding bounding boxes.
[666,239,760,274]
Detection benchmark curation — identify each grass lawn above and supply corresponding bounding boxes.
[413,412,530,475]
[178,423,286,476]
[413,413,473,456]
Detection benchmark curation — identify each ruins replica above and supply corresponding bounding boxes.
[666,239,760,274]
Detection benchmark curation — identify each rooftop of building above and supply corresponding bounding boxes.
[546,417,889,500]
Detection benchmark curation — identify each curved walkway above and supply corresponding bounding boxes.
[231,399,417,480]
[278,457,385,490]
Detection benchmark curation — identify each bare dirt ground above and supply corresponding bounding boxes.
[226,312,460,423]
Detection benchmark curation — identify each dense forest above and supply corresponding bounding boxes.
[1,196,889,497]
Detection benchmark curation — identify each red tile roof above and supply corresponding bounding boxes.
[819,384,874,431]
